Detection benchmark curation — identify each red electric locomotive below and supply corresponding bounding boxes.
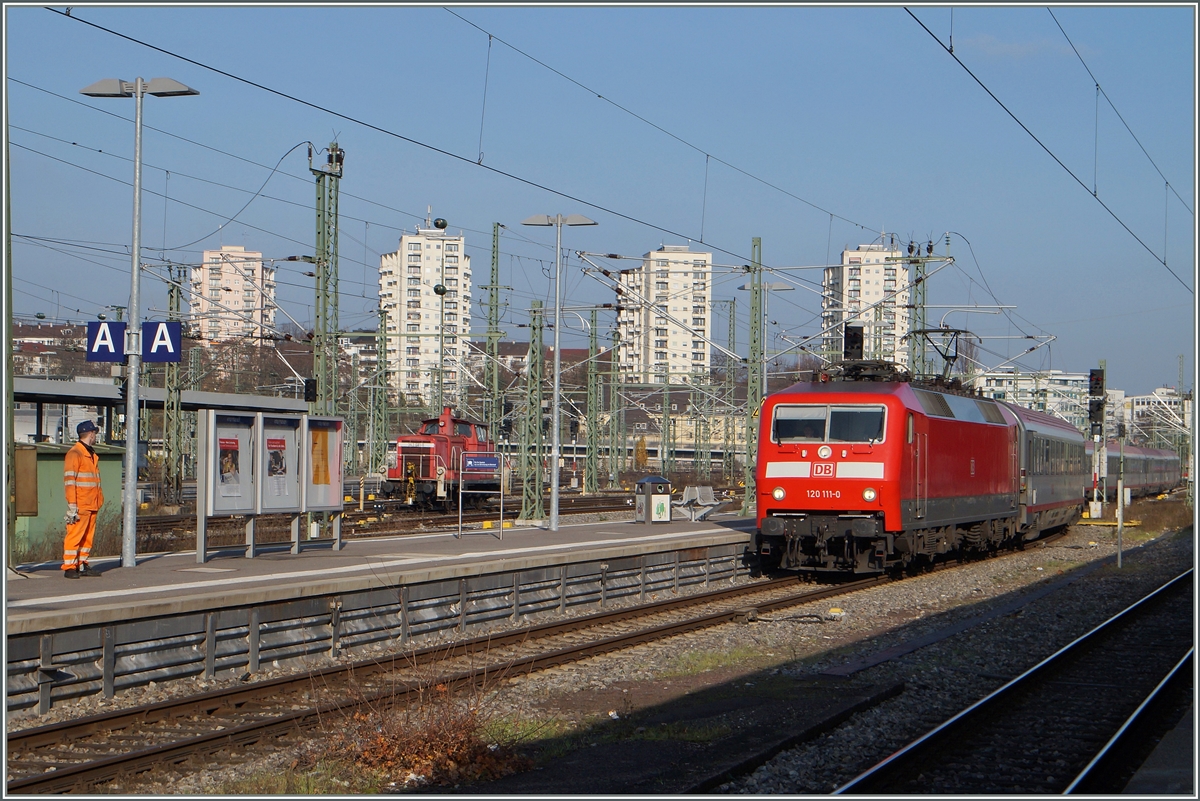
[384,407,500,507]
[755,366,1088,574]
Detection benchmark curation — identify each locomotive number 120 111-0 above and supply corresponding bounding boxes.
[807,489,841,499]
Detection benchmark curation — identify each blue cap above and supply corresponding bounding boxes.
[76,420,99,436]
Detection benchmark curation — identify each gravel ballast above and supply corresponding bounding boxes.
[9,504,1191,794]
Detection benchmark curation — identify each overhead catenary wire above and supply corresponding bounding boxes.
[904,7,1192,295]
[1047,8,1193,217]
[444,8,880,236]
[51,8,767,271]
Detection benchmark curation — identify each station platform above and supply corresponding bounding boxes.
[6,514,755,634]
[7,512,757,714]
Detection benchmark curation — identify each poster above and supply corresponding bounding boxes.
[311,429,330,486]
[219,437,241,497]
[267,437,289,496]
[205,412,256,517]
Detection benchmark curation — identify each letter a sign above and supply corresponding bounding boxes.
[141,321,182,362]
[86,321,126,362]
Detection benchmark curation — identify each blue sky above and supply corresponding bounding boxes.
[5,4,1195,396]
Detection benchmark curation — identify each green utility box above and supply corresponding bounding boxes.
[11,443,124,565]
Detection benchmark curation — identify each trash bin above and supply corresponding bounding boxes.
[635,475,672,525]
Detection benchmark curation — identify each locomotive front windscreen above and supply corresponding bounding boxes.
[773,405,885,443]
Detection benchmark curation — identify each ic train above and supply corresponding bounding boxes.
[755,365,1180,575]
[381,406,501,507]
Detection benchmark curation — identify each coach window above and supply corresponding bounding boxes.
[906,413,913,444]
[457,423,473,438]
[421,422,439,435]
[773,406,826,442]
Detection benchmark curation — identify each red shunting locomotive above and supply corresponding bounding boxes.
[384,406,499,507]
[755,370,1094,575]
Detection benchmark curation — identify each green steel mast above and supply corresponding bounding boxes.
[741,239,762,515]
[310,142,343,416]
[608,327,623,487]
[482,223,504,433]
[585,308,600,494]
[163,261,185,504]
[719,298,737,483]
[520,302,546,520]
[367,308,389,475]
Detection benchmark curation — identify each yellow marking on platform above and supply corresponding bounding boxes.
[1079,521,1141,527]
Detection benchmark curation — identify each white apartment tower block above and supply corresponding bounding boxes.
[189,246,276,342]
[821,243,909,362]
[379,226,472,405]
[615,245,712,384]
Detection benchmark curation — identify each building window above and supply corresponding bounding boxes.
[446,243,459,253]
[408,254,421,264]
[408,243,422,252]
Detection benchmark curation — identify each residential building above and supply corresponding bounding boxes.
[614,244,712,384]
[379,225,472,406]
[821,243,909,363]
[189,246,276,343]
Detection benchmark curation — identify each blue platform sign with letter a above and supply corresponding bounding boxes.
[464,455,500,472]
[141,321,182,362]
[86,321,126,362]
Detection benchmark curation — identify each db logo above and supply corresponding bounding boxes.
[813,462,835,477]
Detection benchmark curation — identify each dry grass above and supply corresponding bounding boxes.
[307,683,533,790]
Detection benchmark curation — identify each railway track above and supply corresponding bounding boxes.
[6,574,881,793]
[834,568,1194,795]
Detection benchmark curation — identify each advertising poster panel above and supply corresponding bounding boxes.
[206,412,256,516]
[257,414,303,514]
[303,416,344,511]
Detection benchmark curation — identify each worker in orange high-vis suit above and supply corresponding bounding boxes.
[63,420,104,578]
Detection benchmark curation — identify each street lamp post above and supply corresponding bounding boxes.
[521,214,596,531]
[81,77,198,568]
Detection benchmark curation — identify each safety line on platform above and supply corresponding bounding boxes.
[8,528,738,609]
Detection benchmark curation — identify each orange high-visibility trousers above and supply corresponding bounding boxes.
[62,509,97,571]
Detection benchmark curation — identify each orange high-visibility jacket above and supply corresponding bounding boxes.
[64,441,104,511]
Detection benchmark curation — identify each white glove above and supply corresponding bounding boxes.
[65,504,79,525]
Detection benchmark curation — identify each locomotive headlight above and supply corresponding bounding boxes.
[862,487,877,502]
[772,487,786,501]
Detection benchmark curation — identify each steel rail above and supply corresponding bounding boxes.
[833,567,1194,794]
[1064,648,1194,794]
[8,575,878,793]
